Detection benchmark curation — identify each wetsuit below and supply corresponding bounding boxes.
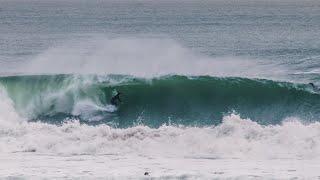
[110,93,121,106]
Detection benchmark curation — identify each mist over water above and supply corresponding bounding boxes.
[20,37,272,78]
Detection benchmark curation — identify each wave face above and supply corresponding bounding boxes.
[0,74,319,127]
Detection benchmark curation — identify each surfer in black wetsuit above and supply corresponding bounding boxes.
[110,92,122,106]
[309,83,319,92]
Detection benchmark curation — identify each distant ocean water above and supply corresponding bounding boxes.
[0,0,320,178]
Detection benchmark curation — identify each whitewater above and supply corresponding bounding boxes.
[1,0,320,179]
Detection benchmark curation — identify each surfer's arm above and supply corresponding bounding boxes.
[116,94,122,102]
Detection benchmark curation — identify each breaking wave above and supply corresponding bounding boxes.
[0,85,319,159]
[0,74,319,127]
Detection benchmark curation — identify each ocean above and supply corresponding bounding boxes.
[0,0,320,178]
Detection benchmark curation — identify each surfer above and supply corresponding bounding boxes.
[110,91,122,106]
[309,83,319,92]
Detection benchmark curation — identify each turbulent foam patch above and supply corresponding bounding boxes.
[72,99,117,121]
[0,87,22,124]
[1,112,320,160]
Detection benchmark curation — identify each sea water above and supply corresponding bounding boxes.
[0,0,320,178]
